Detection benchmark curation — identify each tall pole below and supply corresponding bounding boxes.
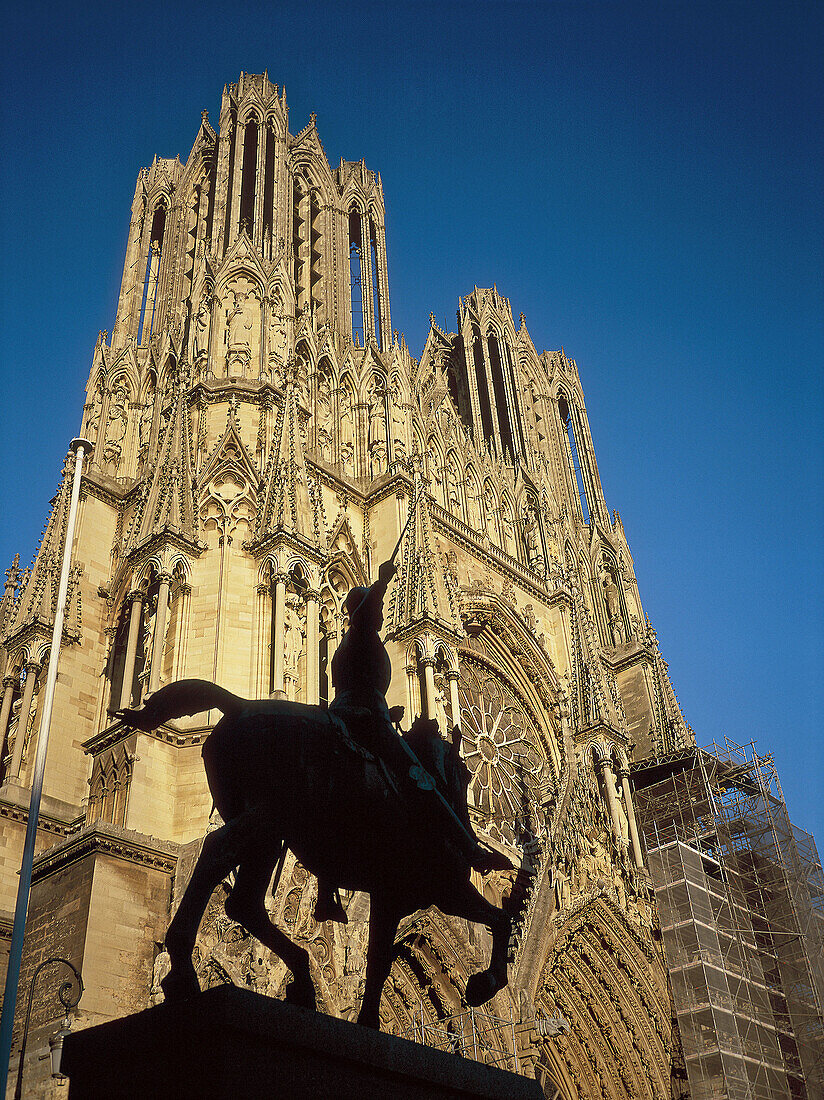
[0,438,91,1085]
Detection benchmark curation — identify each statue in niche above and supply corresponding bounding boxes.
[267,302,288,368]
[149,947,171,1006]
[192,295,211,361]
[138,596,157,691]
[522,501,543,572]
[315,376,333,451]
[465,480,481,528]
[228,293,253,352]
[339,388,356,475]
[367,378,388,477]
[446,462,461,516]
[283,602,304,690]
[388,377,406,459]
[86,385,103,441]
[137,393,154,469]
[483,485,498,541]
[432,671,451,733]
[103,381,129,474]
[116,545,514,1028]
[603,569,626,645]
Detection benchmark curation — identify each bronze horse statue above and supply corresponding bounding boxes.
[117,679,513,1029]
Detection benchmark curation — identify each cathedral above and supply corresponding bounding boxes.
[1,72,821,1099]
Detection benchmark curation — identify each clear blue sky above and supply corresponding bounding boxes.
[1,2,822,842]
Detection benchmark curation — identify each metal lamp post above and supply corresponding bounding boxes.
[14,957,84,1098]
[0,438,92,1087]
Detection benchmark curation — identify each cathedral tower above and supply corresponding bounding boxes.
[0,73,723,1098]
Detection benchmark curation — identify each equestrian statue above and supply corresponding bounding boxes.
[116,520,514,1029]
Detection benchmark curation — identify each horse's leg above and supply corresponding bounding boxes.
[224,841,316,1010]
[357,898,401,1029]
[162,813,257,1001]
[440,880,512,1008]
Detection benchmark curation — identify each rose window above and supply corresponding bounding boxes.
[457,658,549,847]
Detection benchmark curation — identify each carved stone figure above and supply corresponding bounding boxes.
[228,293,253,352]
[522,501,543,571]
[103,381,129,473]
[192,295,211,359]
[87,385,103,440]
[388,377,406,458]
[283,602,303,685]
[268,312,287,365]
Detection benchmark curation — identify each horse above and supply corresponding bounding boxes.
[116,679,513,1029]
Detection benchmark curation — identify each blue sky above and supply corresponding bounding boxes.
[1,2,822,842]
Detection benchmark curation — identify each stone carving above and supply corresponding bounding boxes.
[192,295,211,361]
[103,380,129,474]
[224,278,261,377]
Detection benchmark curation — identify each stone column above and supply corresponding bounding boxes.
[271,574,287,698]
[598,758,623,842]
[213,114,234,260]
[298,187,312,312]
[148,575,171,694]
[620,766,644,870]
[360,213,375,343]
[305,590,320,705]
[120,591,144,709]
[10,662,39,780]
[172,583,191,682]
[405,664,418,720]
[0,676,16,758]
[253,122,265,244]
[228,120,246,242]
[446,670,461,731]
[326,626,339,703]
[255,582,272,696]
[141,244,161,345]
[375,221,391,349]
[421,657,436,721]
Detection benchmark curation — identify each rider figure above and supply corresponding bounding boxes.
[313,558,511,925]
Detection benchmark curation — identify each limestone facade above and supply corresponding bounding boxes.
[0,72,693,1097]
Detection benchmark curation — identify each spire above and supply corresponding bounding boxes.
[254,372,314,541]
[4,457,82,642]
[385,483,463,640]
[128,366,197,548]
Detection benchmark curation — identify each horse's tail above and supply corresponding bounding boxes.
[113,679,243,732]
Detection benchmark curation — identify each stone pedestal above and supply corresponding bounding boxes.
[62,985,544,1099]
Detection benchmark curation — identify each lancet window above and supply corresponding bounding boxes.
[488,333,515,458]
[0,659,39,786]
[348,207,364,345]
[238,119,259,235]
[557,393,591,524]
[369,219,382,349]
[106,596,146,716]
[471,325,495,441]
[138,202,167,345]
[87,747,133,827]
[502,341,527,455]
[262,124,276,250]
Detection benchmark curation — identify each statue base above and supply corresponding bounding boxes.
[62,985,543,1099]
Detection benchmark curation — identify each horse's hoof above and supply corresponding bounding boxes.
[284,977,316,1011]
[465,970,501,1008]
[160,963,201,1002]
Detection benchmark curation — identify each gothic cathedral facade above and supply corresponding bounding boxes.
[1,74,693,1097]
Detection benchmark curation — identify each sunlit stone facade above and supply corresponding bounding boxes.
[0,73,695,1097]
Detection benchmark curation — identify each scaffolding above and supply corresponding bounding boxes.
[632,740,824,1100]
[397,1004,520,1073]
